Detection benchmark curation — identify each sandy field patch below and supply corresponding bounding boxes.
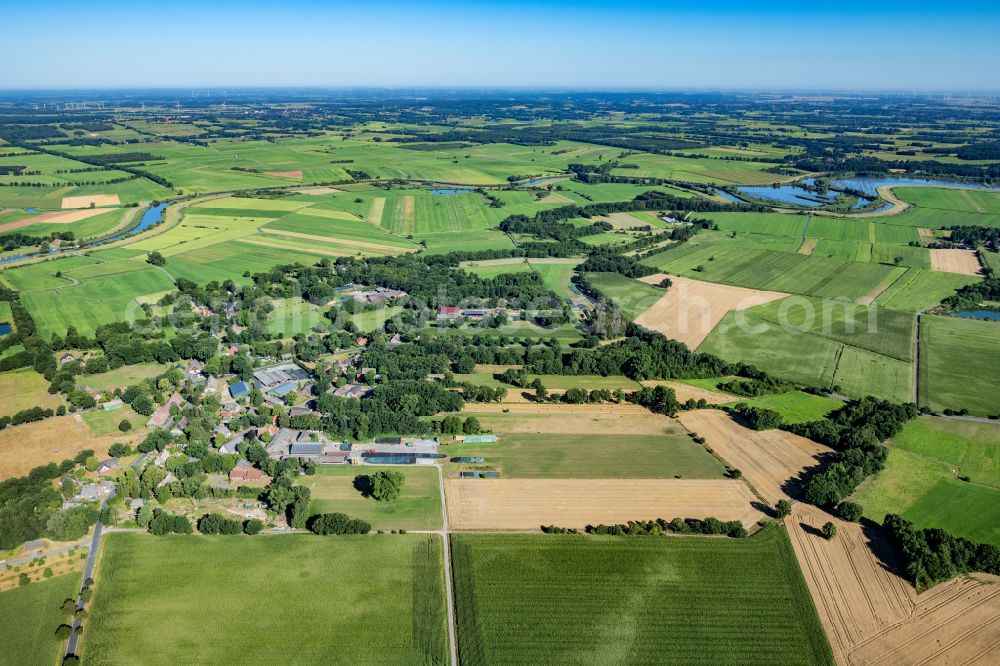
[368,197,385,225]
[635,274,788,349]
[61,194,120,209]
[256,227,412,253]
[858,277,900,306]
[678,409,832,504]
[401,195,415,227]
[296,187,341,195]
[798,238,818,255]
[917,227,934,242]
[266,170,303,179]
[0,207,109,233]
[599,212,653,229]
[0,414,139,480]
[234,238,360,258]
[930,248,982,276]
[640,380,737,405]
[445,478,765,530]
[537,192,575,205]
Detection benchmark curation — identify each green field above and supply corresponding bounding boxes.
[0,368,63,415]
[919,315,1000,416]
[0,573,80,666]
[584,272,665,320]
[77,362,167,392]
[20,267,175,338]
[444,433,726,478]
[452,528,833,665]
[724,391,842,424]
[874,268,980,312]
[641,243,902,301]
[85,533,448,665]
[853,447,1000,547]
[301,465,443,531]
[81,404,147,436]
[699,300,914,402]
[888,416,1000,487]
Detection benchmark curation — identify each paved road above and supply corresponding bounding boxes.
[1,539,88,571]
[65,494,112,658]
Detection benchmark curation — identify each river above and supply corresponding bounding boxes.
[0,202,167,264]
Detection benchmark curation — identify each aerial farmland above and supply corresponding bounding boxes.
[2,4,1000,662]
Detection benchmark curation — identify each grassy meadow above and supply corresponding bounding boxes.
[301,465,443,531]
[84,533,448,665]
[0,573,80,666]
[918,315,1000,416]
[444,433,726,479]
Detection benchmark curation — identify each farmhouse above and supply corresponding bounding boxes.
[332,384,373,399]
[289,442,324,456]
[269,381,298,398]
[102,398,124,411]
[229,381,251,401]
[204,375,221,395]
[147,392,185,428]
[437,306,461,320]
[230,460,267,483]
[253,362,310,390]
[96,458,118,476]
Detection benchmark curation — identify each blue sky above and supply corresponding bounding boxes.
[3,0,999,90]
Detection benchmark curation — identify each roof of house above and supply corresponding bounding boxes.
[270,381,298,397]
[253,363,310,387]
[230,461,265,480]
[438,306,461,316]
[289,442,324,456]
[229,381,251,399]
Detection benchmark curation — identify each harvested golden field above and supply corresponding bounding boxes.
[599,212,650,228]
[0,414,136,480]
[445,478,765,530]
[677,409,832,504]
[0,369,63,415]
[847,574,1000,665]
[60,194,120,208]
[463,403,687,436]
[635,274,788,349]
[788,503,914,663]
[537,191,575,204]
[930,249,982,276]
